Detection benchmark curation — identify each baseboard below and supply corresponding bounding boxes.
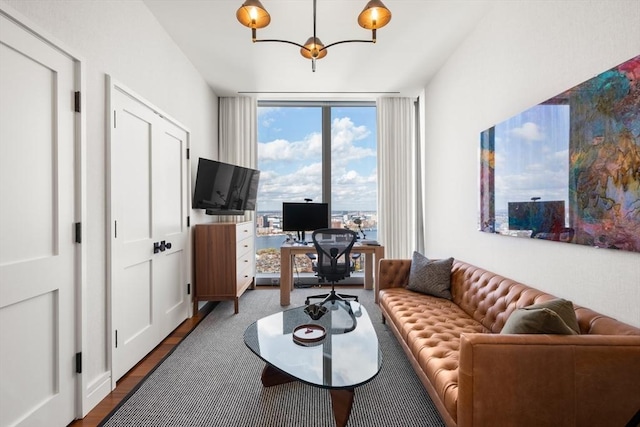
[82,372,112,417]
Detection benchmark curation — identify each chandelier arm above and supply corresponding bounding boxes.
[254,38,311,52]
[319,39,374,52]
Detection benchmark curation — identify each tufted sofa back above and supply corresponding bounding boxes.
[450,260,640,335]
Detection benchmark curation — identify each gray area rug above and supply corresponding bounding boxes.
[102,288,445,427]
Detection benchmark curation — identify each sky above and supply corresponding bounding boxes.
[257,106,377,212]
[493,104,570,212]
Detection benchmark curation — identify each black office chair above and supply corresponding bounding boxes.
[306,251,358,282]
[304,228,359,306]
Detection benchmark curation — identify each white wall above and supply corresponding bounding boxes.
[422,1,640,327]
[3,0,219,414]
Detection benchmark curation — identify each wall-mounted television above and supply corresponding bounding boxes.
[192,157,260,215]
[282,202,329,242]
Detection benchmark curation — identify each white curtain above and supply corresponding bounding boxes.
[218,96,257,223]
[377,97,417,259]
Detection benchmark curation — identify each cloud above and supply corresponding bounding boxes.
[259,133,322,162]
[257,106,280,117]
[256,113,377,211]
[261,117,275,128]
[331,117,376,167]
[258,162,323,204]
[510,122,545,141]
[495,163,569,209]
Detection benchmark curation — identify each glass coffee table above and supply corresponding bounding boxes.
[244,300,382,427]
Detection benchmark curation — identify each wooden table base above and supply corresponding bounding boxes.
[261,364,355,427]
[261,364,296,387]
[329,388,355,427]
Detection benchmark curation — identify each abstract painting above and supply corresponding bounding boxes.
[480,55,640,253]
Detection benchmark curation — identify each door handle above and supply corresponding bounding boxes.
[153,241,172,254]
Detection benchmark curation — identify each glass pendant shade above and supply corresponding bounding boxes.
[357,0,392,29]
[300,37,328,60]
[236,0,271,29]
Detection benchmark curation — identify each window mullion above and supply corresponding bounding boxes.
[322,106,331,214]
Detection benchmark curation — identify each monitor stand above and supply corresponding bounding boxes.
[296,231,307,245]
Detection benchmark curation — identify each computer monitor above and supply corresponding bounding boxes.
[282,202,329,243]
[508,200,565,234]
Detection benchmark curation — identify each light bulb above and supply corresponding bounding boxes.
[249,7,258,21]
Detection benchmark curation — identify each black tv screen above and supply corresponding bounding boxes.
[282,202,329,232]
[508,200,565,234]
[192,158,260,215]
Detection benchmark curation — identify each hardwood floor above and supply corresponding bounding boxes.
[68,303,215,427]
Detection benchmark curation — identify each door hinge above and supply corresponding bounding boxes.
[187,283,191,295]
[114,220,117,238]
[187,216,190,227]
[113,110,117,128]
[115,330,118,348]
[74,91,81,113]
[186,148,190,159]
[75,222,82,243]
[75,352,82,373]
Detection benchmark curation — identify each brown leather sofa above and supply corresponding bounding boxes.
[377,259,640,427]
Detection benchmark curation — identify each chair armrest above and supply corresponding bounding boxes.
[376,259,411,303]
[457,333,640,427]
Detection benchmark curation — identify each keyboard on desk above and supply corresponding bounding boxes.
[359,240,379,245]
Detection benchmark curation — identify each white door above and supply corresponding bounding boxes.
[153,122,190,336]
[0,12,77,427]
[110,85,189,382]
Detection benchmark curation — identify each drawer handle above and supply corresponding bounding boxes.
[244,244,248,248]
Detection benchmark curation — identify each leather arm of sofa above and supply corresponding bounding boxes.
[457,333,640,427]
[376,259,411,303]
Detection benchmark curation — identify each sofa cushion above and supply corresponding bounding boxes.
[406,252,453,299]
[450,261,571,333]
[379,287,489,421]
[527,298,580,334]
[501,299,579,335]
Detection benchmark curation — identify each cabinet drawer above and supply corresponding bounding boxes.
[236,222,253,242]
[236,261,253,285]
[236,235,254,259]
[237,247,254,271]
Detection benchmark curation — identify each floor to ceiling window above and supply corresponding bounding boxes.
[255,102,377,284]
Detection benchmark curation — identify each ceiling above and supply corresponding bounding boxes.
[143,0,491,100]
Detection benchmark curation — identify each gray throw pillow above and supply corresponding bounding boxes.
[501,298,579,335]
[406,252,453,300]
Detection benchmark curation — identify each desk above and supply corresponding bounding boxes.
[280,243,385,306]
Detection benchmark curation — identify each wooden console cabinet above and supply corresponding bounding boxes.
[193,221,255,314]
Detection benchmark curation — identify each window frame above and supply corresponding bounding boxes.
[255,100,377,283]
[258,100,376,214]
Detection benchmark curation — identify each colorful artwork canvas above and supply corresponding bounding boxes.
[480,55,640,253]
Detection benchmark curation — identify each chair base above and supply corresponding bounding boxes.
[305,287,358,306]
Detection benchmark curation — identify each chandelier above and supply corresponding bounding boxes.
[236,0,392,72]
